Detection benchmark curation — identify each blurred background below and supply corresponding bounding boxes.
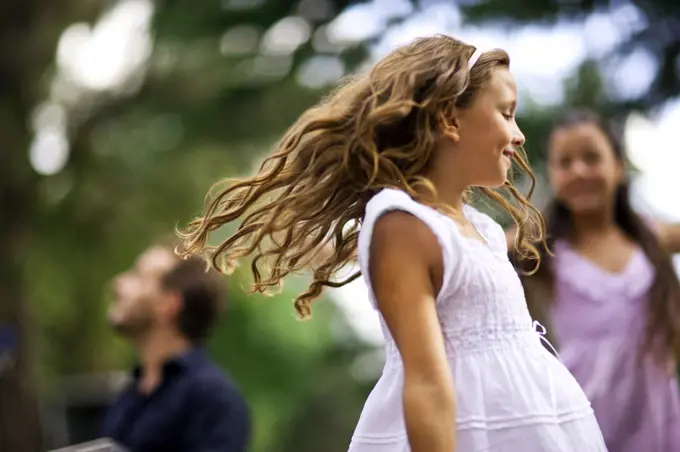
[1,0,678,450]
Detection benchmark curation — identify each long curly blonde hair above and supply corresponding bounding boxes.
[178,35,546,318]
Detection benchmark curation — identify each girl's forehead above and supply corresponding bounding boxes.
[550,123,610,152]
[480,67,517,101]
[492,67,517,90]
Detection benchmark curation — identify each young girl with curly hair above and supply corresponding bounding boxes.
[179,35,607,451]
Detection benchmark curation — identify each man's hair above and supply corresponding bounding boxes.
[157,241,226,344]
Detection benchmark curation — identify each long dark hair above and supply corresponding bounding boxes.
[515,108,680,365]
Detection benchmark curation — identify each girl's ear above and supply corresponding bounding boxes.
[436,110,460,143]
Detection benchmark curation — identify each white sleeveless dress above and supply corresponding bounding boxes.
[348,189,607,452]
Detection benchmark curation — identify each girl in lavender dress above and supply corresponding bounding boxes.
[511,109,680,452]
[179,36,607,451]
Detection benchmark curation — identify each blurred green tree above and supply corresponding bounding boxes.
[0,0,384,449]
[462,0,680,107]
[0,1,105,449]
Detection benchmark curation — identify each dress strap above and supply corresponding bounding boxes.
[533,320,564,364]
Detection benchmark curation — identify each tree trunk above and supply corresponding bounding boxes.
[0,101,43,451]
[0,2,60,450]
[0,0,105,447]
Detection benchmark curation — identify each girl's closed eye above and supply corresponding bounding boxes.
[501,103,516,120]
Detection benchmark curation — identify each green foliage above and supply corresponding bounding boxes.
[2,0,678,449]
[207,271,345,451]
[462,0,680,107]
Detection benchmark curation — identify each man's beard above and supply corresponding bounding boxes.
[108,310,153,339]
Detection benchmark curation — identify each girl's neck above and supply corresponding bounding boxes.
[421,177,466,214]
[412,186,465,213]
[569,210,619,242]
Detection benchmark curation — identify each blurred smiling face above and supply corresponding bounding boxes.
[547,121,624,215]
[109,246,177,336]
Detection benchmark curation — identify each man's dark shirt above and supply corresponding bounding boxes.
[102,348,250,452]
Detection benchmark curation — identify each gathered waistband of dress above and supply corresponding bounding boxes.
[384,325,548,362]
[444,326,544,353]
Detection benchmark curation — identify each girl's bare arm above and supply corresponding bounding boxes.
[369,211,455,452]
